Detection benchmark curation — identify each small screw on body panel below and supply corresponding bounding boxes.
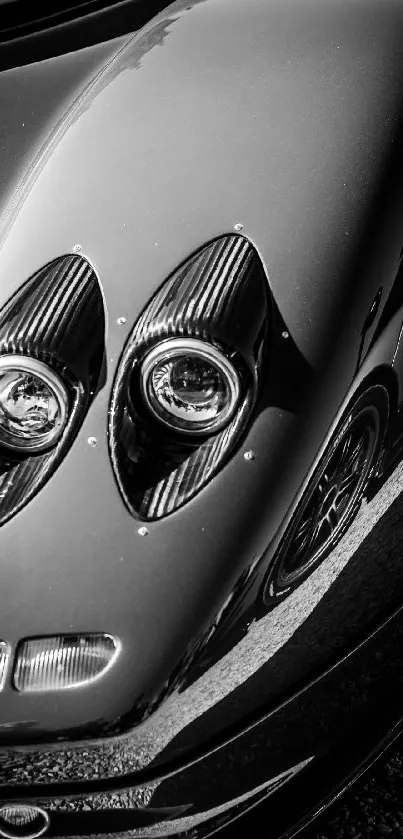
[87,436,98,447]
[244,450,256,461]
[281,331,289,339]
[138,526,149,536]
[72,244,82,252]
[234,223,244,232]
[117,316,127,326]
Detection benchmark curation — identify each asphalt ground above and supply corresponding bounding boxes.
[304,738,403,839]
[219,705,403,839]
[223,734,403,838]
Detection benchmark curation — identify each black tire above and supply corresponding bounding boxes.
[261,384,389,607]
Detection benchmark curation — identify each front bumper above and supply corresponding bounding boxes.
[0,598,402,838]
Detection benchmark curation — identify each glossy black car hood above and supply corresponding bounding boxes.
[1,0,403,755]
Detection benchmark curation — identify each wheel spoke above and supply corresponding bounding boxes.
[294,516,311,542]
[325,504,339,531]
[339,436,365,478]
[318,471,331,489]
[337,434,352,472]
[302,519,322,556]
[298,527,315,553]
[337,469,360,498]
[292,531,312,563]
[288,517,321,569]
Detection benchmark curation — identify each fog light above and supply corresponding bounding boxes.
[0,357,68,453]
[0,806,49,839]
[140,338,241,434]
[0,642,10,691]
[13,634,119,692]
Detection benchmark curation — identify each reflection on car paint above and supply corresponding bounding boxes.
[2,0,403,836]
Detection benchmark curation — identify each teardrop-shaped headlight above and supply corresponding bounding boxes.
[0,356,68,453]
[140,338,241,435]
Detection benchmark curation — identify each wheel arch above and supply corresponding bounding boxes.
[350,364,397,434]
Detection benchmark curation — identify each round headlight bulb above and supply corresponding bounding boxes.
[0,356,68,453]
[140,338,241,435]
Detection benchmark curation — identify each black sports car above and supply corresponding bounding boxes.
[1,1,403,838]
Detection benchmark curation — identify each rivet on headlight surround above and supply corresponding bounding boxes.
[0,805,49,839]
[13,635,120,693]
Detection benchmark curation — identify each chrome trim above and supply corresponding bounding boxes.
[0,356,68,454]
[140,337,241,435]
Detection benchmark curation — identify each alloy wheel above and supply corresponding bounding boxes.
[262,391,387,605]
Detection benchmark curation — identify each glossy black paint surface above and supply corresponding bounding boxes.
[0,1,173,58]
[1,0,403,837]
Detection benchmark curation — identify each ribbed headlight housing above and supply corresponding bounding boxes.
[140,338,241,435]
[0,356,68,453]
[109,235,269,519]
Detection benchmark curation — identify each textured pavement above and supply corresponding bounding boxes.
[306,738,403,838]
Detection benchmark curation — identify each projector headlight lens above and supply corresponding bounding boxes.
[140,338,241,434]
[0,356,68,453]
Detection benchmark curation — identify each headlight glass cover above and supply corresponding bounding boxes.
[0,356,68,453]
[13,634,119,692]
[140,338,241,435]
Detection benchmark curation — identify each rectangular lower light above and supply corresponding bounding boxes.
[0,642,10,690]
[13,634,119,692]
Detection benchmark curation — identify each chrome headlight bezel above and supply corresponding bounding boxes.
[139,337,242,436]
[0,355,69,454]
